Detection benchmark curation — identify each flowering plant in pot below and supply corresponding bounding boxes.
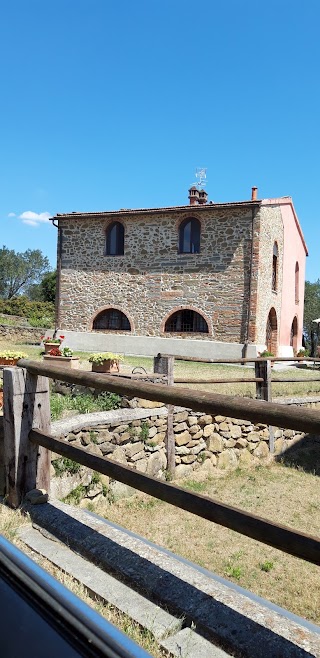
[0,350,27,366]
[88,352,123,373]
[40,335,65,354]
[44,346,79,369]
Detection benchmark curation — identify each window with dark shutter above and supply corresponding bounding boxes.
[106,222,124,256]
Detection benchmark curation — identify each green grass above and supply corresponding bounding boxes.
[50,391,122,420]
[1,339,320,403]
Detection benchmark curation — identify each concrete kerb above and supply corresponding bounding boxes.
[23,499,320,658]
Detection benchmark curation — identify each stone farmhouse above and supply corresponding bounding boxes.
[51,186,307,359]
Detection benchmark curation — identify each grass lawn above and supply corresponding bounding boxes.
[85,462,320,625]
[1,338,320,400]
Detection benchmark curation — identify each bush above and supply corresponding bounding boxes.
[50,391,122,420]
[0,297,54,326]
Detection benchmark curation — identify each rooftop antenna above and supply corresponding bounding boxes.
[193,167,207,189]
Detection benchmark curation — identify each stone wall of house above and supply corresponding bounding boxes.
[255,205,284,348]
[58,205,255,343]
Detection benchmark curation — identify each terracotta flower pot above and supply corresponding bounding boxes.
[43,355,80,369]
[91,359,120,374]
[0,358,19,366]
[44,341,61,354]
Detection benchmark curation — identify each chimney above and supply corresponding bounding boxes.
[251,186,258,201]
[198,189,208,205]
[188,186,200,206]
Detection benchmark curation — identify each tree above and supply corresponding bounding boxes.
[0,246,50,299]
[28,271,56,303]
[303,279,320,344]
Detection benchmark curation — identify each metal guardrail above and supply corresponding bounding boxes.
[0,535,151,657]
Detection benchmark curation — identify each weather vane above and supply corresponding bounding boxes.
[193,167,207,189]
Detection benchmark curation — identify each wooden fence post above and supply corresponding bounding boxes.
[154,354,175,478]
[3,367,51,508]
[255,359,272,402]
[255,359,274,454]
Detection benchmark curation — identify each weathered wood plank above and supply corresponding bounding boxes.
[29,430,320,566]
[174,378,263,384]
[18,359,320,435]
[3,368,51,508]
[171,355,320,364]
[154,355,175,476]
[255,360,271,402]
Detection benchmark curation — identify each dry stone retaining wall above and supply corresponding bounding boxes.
[0,324,45,343]
[50,403,306,501]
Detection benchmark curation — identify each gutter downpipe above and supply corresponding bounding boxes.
[50,218,62,335]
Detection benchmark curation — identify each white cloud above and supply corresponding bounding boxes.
[8,212,16,217]
[18,210,52,227]
[22,219,39,227]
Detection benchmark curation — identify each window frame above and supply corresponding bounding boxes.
[105,221,125,256]
[178,217,201,254]
[272,242,278,292]
[92,308,131,331]
[164,308,208,334]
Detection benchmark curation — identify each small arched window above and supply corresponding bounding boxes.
[179,218,200,254]
[93,309,131,331]
[165,309,208,333]
[272,242,278,292]
[106,222,124,256]
[295,262,299,304]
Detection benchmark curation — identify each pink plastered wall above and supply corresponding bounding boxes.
[262,198,307,353]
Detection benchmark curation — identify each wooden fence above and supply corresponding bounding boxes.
[2,358,320,567]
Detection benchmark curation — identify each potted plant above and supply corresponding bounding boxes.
[0,350,27,366]
[258,350,275,368]
[43,346,79,369]
[41,335,65,354]
[88,352,123,373]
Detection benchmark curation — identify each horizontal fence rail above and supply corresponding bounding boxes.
[18,359,320,434]
[172,355,320,364]
[174,377,264,384]
[30,429,320,566]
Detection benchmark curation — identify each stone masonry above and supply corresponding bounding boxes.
[49,404,306,502]
[53,193,307,355]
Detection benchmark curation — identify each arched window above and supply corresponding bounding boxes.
[290,316,298,351]
[266,307,278,355]
[165,309,208,333]
[93,309,131,331]
[106,222,124,256]
[295,262,299,304]
[272,242,278,291]
[179,218,200,254]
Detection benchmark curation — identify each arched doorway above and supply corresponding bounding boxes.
[290,316,298,352]
[266,308,278,355]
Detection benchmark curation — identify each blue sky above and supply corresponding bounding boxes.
[1,0,319,281]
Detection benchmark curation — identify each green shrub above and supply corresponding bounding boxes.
[52,458,81,477]
[0,297,54,325]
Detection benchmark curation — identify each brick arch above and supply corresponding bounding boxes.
[101,218,126,235]
[160,306,213,336]
[174,213,205,232]
[89,305,134,332]
[266,307,278,355]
